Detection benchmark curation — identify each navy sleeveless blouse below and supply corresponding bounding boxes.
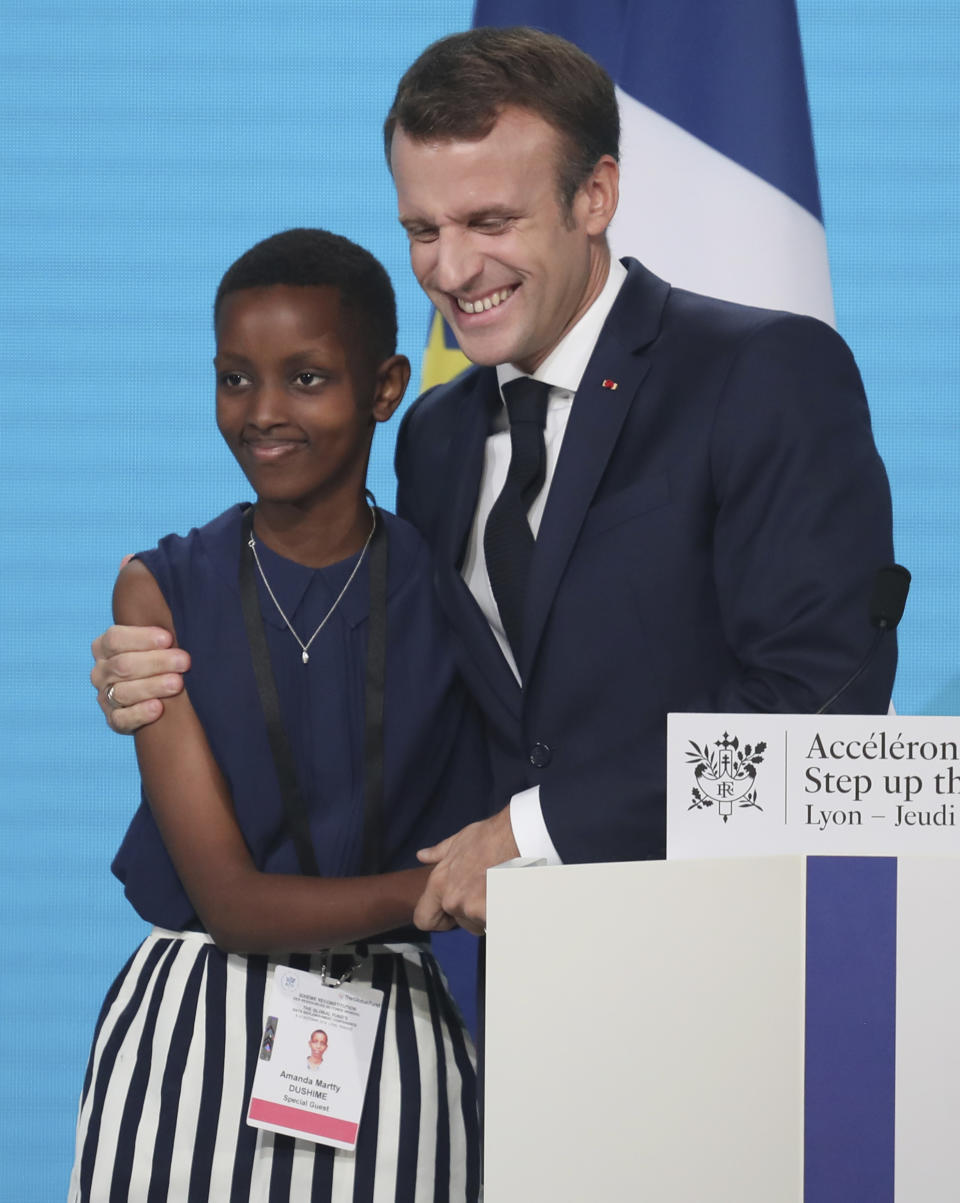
[112,504,489,930]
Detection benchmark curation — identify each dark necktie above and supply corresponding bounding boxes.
[483,376,550,664]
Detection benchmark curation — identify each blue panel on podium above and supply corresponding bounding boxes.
[805,857,897,1202]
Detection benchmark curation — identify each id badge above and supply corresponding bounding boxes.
[247,963,384,1149]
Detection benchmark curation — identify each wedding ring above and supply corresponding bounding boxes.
[105,684,122,710]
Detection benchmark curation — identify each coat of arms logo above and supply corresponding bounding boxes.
[686,732,766,822]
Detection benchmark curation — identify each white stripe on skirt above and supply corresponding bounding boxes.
[210,951,253,1194]
[68,929,479,1202]
[129,936,203,1191]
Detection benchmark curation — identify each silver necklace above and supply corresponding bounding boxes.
[247,507,376,664]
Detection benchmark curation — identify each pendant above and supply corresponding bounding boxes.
[302,650,309,664]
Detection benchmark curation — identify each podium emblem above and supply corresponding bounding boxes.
[686,732,766,823]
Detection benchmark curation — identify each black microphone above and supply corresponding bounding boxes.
[869,563,912,630]
[816,564,911,715]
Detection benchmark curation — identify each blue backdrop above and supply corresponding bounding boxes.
[1,3,957,1198]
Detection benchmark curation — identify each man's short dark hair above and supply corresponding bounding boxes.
[383,26,620,212]
[214,228,397,368]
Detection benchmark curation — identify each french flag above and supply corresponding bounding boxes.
[473,0,835,326]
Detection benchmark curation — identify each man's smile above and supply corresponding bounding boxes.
[454,285,518,315]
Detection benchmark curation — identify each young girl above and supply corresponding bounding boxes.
[69,229,485,1202]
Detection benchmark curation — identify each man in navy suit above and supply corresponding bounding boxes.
[91,28,896,935]
[385,27,895,933]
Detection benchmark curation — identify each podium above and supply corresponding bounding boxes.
[484,855,960,1202]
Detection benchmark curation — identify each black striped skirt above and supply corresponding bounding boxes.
[68,929,479,1202]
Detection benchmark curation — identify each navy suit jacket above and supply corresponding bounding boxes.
[395,259,897,865]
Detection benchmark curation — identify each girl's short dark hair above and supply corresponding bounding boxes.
[214,228,397,367]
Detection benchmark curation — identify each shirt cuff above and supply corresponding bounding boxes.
[508,786,563,865]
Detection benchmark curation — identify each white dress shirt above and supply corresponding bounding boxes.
[460,257,628,863]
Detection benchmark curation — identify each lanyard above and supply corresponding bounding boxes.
[238,504,387,877]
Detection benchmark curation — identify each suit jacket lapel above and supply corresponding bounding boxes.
[434,368,493,571]
[520,260,670,683]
